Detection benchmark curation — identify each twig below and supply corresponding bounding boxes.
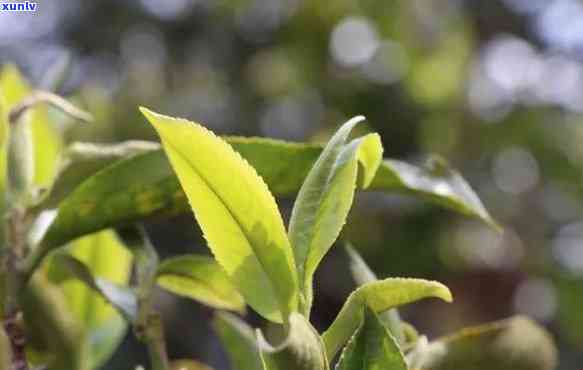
[137,314,170,370]
[8,90,93,126]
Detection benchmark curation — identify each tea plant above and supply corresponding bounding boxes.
[0,66,557,370]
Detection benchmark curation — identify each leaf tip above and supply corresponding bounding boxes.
[435,283,453,303]
[139,106,159,123]
[346,115,366,127]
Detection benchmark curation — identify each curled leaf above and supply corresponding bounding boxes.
[345,245,404,344]
[322,278,452,359]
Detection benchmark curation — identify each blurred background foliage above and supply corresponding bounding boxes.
[1,0,582,369]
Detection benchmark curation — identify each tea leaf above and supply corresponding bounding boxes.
[257,312,329,370]
[213,312,263,370]
[46,229,133,369]
[156,255,245,313]
[322,278,452,359]
[345,245,403,344]
[336,308,406,370]
[413,316,557,370]
[35,140,160,209]
[51,253,137,321]
[371,157,499,230]
[141,108,298,323]
[39,149,182,258]
[38,137,495,260]
[288,116,383,315]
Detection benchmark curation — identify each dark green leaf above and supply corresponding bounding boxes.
[370,157,500,230]
[336,308,406,370]
[35,140,159,209]
[345,245,404,344]
[38,137,496,256]
[38,149,185,253]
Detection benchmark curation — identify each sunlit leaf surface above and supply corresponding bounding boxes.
[156,255,245,312]
[142,108,298,323]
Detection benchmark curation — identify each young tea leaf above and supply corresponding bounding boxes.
[156,255,245,313]
[288,116,383,315]
[257,312,329,370]
[141,107,298,323]
[336,308,406,370]
[213,312,263,370]
[322,278,452,359]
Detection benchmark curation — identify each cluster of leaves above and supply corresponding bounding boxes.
[0,66,557,370]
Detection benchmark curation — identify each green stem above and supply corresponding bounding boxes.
[139,314,169,370]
